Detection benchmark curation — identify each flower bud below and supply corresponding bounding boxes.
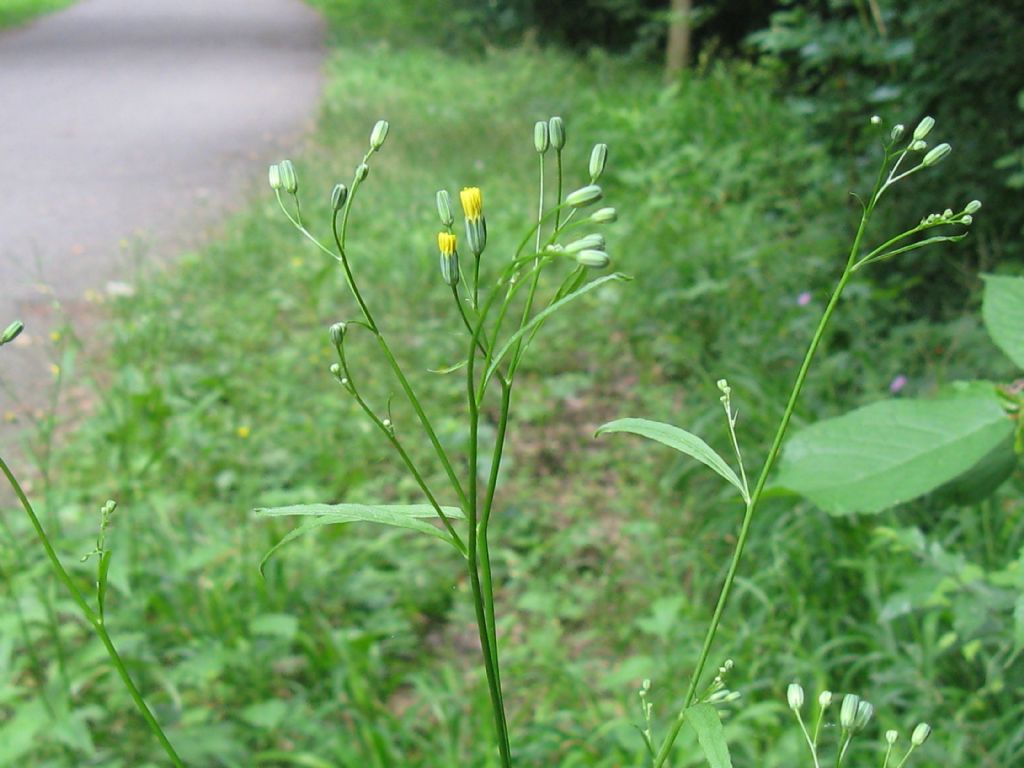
[965,199,982,214]
[329,362,341,377]
[268,163,282,190]
[331,183,348,212]
[885,730,898,745]
[279,160,298,193]
[549,116,565,151]
[913,116,935,141]
[436,190,454,227]
[818,691,833,709]
[591,207,617,223]
[840,694,860,730]
[853,700,874,733]
[910,723,931,746]
[534,121,549,154]
[575,249,610,268]
[466,218,487,256]
[565,184,603,207]
[921,143,951,167]
[961,214,973,225]
[564,233,605,253]
[589,143,608,181]
[370,119,389,151]
[355,163,369,182]
[1,320,24,346]
[787,683,805,711]
[329,322,347,348]
[911,140,927,151]
[891,124,905,142]
[870,115,881,125]
[438,231,459,286]
[460,187,483,221]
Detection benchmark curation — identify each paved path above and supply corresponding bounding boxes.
[0,0,324,432]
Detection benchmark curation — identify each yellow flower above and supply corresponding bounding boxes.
[237,426,251,439]
[49,331,62,342]
[459,187,483,220]
[49,364,60,378]
[437,231,457,256]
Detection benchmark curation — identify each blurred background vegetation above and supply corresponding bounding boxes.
[1,0,1022,765]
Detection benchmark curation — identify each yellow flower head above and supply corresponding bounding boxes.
[460,187,483,221]
[437,231,457,256]
[237,426,251,439]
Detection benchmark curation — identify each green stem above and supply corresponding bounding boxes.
[652,183,882,766]
[0,456,185,767]
[465,342,513,767]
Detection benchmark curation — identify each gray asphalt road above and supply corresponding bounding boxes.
[0,0,324,432]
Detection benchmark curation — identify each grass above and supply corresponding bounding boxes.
[0,0,74,30]
[1,1,1020,766]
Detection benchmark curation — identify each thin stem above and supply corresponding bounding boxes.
[652,155,889,765]
[0,456,185,766]
[465,337,513,767]
[553,149,563,230]
[794,711,822,768]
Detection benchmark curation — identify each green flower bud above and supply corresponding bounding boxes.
[436,190,454,227]
[565,184,603,207]
[818,691,833,709]
[268,163,282,190]
[439,252,459,287]
[591,207,617,223]
[911,140,927,151]
[355,163,369,182]
[564,233,605,253]
[1,320,24,346]
[921,143,951,167]
[853,700,874,733]
[549,116,566,151]
[329,321,347,348]
[885,730,898,745]
[965,199,982,214]
[913,116,935,141]
[840,694,860,730]
[910,723,931,747]
[534,121,549,154]
[961,214,973,225]
[279,159,298,193]
[331,183,348,212]
[465,217,487,256]
[891,124,905,142]
[370,119,390,151]
[870,115,881,125]
[787,683,804,711]
[575,249,610,268]
[589,143,608,181]
[329,362,342,377]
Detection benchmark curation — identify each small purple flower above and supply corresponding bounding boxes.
[889,374,908,394]
[797,291,812,307]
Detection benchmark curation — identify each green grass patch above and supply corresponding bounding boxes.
[1,2,1019,766]
[0,0,74,29]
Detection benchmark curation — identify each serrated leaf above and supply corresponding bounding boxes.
[685,703,733,768]
[982,274,1024,368]
[775,394,1013,514]
[596,418,748,503]
[255,504,464,575]
[484,272,631,385]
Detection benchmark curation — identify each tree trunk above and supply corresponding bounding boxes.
[664,0,692,82]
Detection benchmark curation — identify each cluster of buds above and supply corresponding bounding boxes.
[268,159,298,194]
[703,659,740,706]
[919,199,981,228]
[534,115,566,155]
[787,683,933,767]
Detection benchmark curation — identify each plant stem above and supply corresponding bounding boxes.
[651,192,879,766]
[0,455,185,767]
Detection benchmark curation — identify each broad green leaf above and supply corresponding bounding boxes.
[775,394,1013,515]
[255,503,464,574]
[685,703,733,768]
[484,272,631,386]
[596,418,748,503]
[982,274,1024,368]
[933,435,1017,506]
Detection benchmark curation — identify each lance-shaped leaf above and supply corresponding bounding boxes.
[484,272,631,386]
[255,503,464,575]
[685,703,733,768]
[775,391,1013,515]
[596,418,748,503]
[982,274,1024,369]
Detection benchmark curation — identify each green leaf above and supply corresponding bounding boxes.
[684,703,733,768]
[484,272,631,385]
[982,274,1024,368]
[428,359,468,375]
[775,393,1013,515]
[596,418,748,503]
[255,503,464,575]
